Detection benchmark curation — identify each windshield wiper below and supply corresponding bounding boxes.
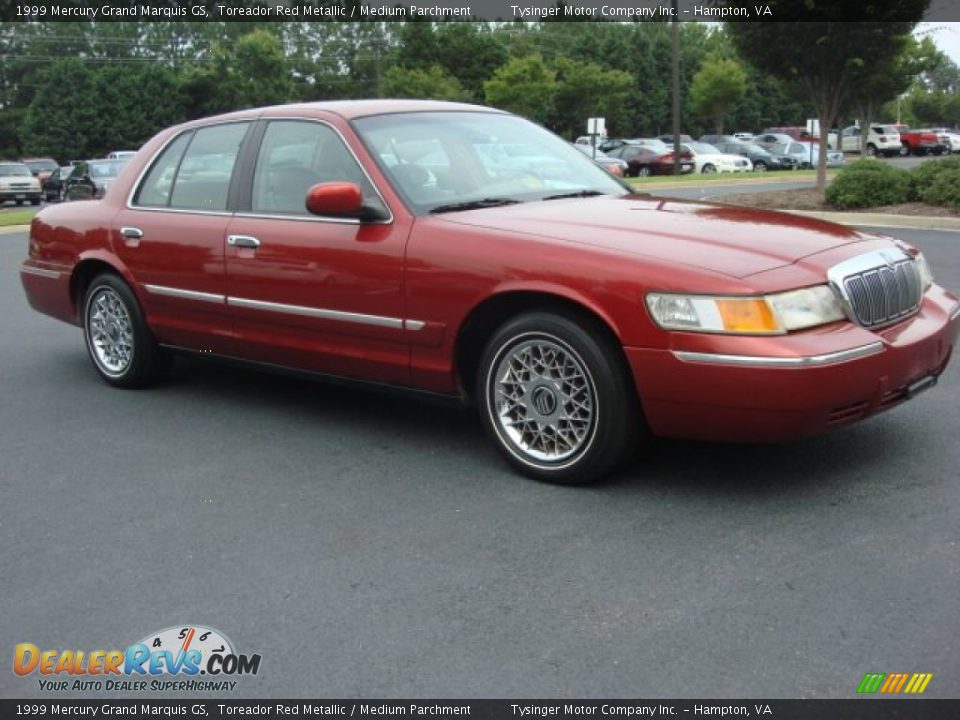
[541,190,606,201]
[429,197,523,214]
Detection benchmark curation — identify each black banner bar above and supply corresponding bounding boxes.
[4,0,960,23]
[2,700,960,719]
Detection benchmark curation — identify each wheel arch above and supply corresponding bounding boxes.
[453,288,626,403]
[69,251,138,322]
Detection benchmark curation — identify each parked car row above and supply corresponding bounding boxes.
[1,151,138,206]
[577,134,813,176]
[45,159,132,202]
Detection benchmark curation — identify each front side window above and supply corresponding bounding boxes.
[354,111,627,214]
[251,120,383,216]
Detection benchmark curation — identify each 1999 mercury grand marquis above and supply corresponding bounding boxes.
[19,101,960,483]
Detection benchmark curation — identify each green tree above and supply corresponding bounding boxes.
[689,55,747,135]
[727,1,929,189]
[19,59,100,160]
[551,57,633,139]
[484,54,556,124]
[382,65,470,101]
[844,35,941,151]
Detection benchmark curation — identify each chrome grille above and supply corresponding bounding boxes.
[829,250,922,328]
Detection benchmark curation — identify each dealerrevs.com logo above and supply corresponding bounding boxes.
[14,625,261,692]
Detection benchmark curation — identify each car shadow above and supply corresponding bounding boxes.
[150,353,918,500]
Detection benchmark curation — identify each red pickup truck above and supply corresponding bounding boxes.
[894,125,947,156]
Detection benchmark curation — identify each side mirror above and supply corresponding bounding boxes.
[305,182,387,222]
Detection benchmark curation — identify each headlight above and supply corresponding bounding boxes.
[646,285,846,334]
[915,252,934,291]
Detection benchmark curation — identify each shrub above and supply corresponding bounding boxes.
[825,159,915,209]
[911,156,960,210]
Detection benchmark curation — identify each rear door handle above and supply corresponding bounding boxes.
[227,235,260,249]
[120,227,143,239]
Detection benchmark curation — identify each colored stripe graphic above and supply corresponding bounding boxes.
[857,672,932,694]
[904,673,933,694]
[880,673,909,693]
[857,673,885,693]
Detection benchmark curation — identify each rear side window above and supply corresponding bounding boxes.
[170,123,248,211]
[134,132,192,207]
[134,123,248,211]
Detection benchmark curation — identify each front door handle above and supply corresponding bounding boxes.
[227,234,260,249]
[120,227,143,239]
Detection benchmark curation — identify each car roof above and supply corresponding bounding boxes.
[177,99,504,129]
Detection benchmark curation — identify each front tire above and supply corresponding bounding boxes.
[477,312,640,485]
[866,144,877,157]
[82,273,170,388]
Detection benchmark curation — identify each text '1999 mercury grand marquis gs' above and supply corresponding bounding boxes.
[19,101,960,484]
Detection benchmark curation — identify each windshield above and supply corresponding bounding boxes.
[0,163,33,177]
[88,160,128,178]
[354,112,628,213]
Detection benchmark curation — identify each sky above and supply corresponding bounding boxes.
[918,22,960,66]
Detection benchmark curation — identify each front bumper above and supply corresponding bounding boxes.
[0,190,41,201]
[626,286,960,442]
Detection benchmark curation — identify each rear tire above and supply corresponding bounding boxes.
[753,161,767,172]
[82,273,171,388]
[701,164,716,174]
[637,166,651,177]
[477,311,640,485]
[899,143,910,157]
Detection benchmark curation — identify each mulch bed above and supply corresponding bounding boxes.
[718,188,959,217]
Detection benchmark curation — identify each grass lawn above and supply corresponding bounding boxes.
[627,168,840,186]
[0,209,38,227]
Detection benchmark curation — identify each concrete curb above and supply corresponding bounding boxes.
[784,210,960,232]
[633,174,826,191]
[0,225,30,234]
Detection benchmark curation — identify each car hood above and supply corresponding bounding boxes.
[431,194,868,279]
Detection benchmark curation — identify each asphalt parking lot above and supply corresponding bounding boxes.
[1,226,958,699]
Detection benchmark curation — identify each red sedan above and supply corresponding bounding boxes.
[606,142,695,177]
[19,101,960,484]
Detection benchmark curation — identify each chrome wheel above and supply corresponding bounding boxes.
[489,335,597,465]
[86,287,134,376]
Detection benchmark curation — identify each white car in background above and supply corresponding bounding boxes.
[733,132,755,142]
[681,142,752,173]
[771,141,845,169]
[828,124,901,156]
[922,128,960,153]
[0,161,42,205]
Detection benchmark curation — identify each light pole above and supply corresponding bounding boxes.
[671,0,681,175]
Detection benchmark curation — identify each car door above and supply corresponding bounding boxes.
[223,118,412,384]
[842,127,859,152]
[112,121,252,353]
